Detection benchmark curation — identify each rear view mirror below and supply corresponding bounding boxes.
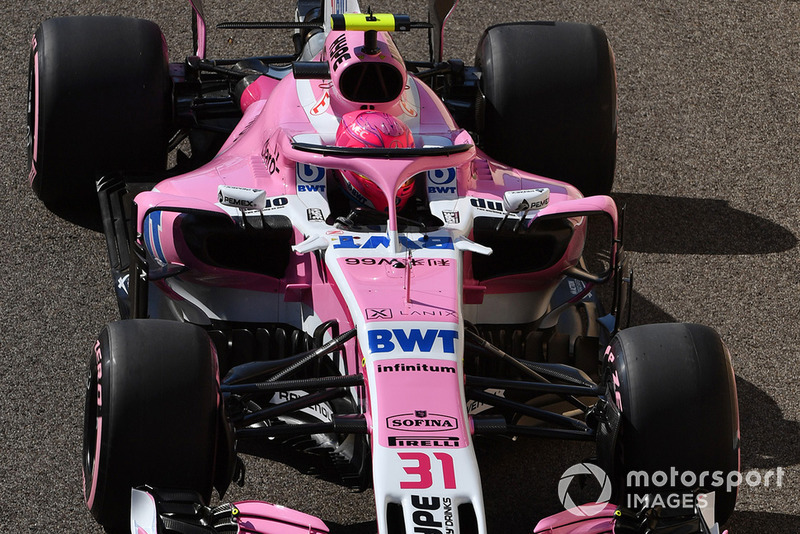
[535,210,618,284]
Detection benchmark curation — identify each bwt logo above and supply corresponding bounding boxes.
[298,184,326,192]
[297,164,326,192]
[427,168,456,185]
[428,186,456,194]
[297,164,325,183]
[427,168,457,195]
[367,329,459,354]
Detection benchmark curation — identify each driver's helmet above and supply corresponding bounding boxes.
[334,110,415,212]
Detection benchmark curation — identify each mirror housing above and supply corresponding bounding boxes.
[217,185,267,211]
[502,188,550,214]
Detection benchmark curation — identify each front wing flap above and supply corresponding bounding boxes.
[131,487,329,534]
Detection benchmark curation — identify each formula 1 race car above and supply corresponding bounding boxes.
[27,1,739,533]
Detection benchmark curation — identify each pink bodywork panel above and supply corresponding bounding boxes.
[533,504,616,533]
[189,0,206,57]
[233,501,329,534]
[336,257,459,322]
[373,358,468,448]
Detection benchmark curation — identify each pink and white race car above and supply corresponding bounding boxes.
[27,1,739,533]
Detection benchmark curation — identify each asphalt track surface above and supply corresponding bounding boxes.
[1,1,799,532]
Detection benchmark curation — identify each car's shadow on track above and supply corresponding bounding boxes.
[476,436,597,532]
[727,510,800,531]
[612,193,797,255]
[736,376,800,470]
[723,376,800,532]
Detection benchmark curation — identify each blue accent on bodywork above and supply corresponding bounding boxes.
[143,211,167,266]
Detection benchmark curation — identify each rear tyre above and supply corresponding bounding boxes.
[83,320,231,531]
[27,17,172,229]
[603,323,739,524]
[476,22,617,196]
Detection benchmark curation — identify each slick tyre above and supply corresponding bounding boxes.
[476,22,617,196]
[27,17,172,229]
[603,323,739,524]
[83,320,231,531]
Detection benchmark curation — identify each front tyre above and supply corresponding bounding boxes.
[83,320,232,531]
[603,323,739,525]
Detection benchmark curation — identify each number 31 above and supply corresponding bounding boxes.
[398,452,456,489]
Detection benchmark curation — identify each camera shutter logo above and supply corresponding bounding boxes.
[558,463,612,516]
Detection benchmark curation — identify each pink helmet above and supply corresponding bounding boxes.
[335,111,415,212]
